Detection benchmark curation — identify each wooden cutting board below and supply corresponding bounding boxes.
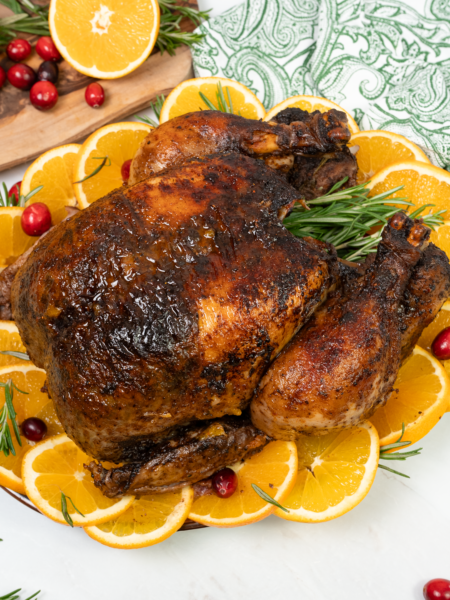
[0,1,198,172]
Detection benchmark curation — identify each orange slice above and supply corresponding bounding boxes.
[348,131,430,184]
[366,161,450,219]
[189,441,297,528]
[370,346,449,448]
[264,95,359,134]
[49,0,160,79]
[159,77,266,123]
[21,144,81,225]
[0,321,29,367]
[22,434,134,526]
[85,487,193,549]
[274,422,379,523]
[0,364,63,495]
[73,122,152,209]
[0,207,35,267]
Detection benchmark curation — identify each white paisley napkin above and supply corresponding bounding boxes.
[192,0,450,169]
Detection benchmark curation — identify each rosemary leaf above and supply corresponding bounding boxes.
[61,491,85,527]
[0,591,40,600]
[0,380,26,457]
[74,157,111,184]
[378,423,422,478]
[157,0,210,56]
[135,94,166,127]
[0,351,30,361]
[0,0,49,51]
[252,484,290,513]
[199,82,236,114]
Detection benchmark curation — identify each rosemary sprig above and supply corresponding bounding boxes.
[0,183,43,208]
[74,157,111,184]
[0,380,27,457]
[378,423,422,478]
[199,81,237,114]
[0,351,30,361]
[284,178,445,261]
[136,94,166,127]
[61,491,85,527]
[0,0,49,50]
[0,591,40,600]
[252,483,290,513]
[157,0,209,56]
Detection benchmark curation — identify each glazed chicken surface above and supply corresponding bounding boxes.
[10,110,450,497]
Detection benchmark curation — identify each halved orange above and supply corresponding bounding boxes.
[49,0,160,79]
[85,487,193,549]
[0,207,35,267]
[189,441,297,528]
[73,122,152,208]
[159,77,266,123]
[264,95,359,134]
[21,144,81,225]
[0,364,63,494]
[366,161,450,219]
[370,346,449,448]
[22,434,134,526]
[274,422,379,523]
[0,321,29,367]
[348,131,430,184]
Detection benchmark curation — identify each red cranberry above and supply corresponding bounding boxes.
[424,579,450,600]
[121,159,132,182]
[431,327,450,361]
[85,82,105,108]
[30,81,58,111]
[22,417,47,442]
[36,36,61,62]
[0,66,6,89]
[7,64,36,90]
[37,60,59,84]
[8,181,22,205]
[6,38,32,62]
[21,203,52,236]
[212,467,238,498]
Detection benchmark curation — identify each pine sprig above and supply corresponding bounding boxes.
[0,182,43,208]
[0,0,49,50]
[283,178,445,261]
[199,81,238,114]
[0,379,27,457]
[378,423,422,478]
[156,0,210,56]
[0,590,40,600]
[136,94,166,127]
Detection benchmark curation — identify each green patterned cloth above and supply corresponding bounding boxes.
[192,0,450,169]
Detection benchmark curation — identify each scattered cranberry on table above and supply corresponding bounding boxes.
[7,63,36,90]
[37,60,59,84]
[0,66,5,89]
[30,81,58,111]
[431,327,450,361]
[35,36,61,62]
[85,82,105,108]
[121,159,132,182]
[6,38,32,62]
[424,579,450,600]
[21,203,52,236]
[22,417,47,442]
[212,467,238,498]
[8,181,22,205]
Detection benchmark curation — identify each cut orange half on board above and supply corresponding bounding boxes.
[189,441,297,528]
[49,0,160,78]
[0,364,63,495]
[348,131,430,184]
[85,487,193,549]
[73,122,152,209]
[159,77,266,123]
[21,144,81,225]
[370,346,449,448]
[0,207,35,267]
[22,434,134,526]
[274,422,379,523]
[264,95,359,134]
[366,161,450,219]
[0,321,29,367]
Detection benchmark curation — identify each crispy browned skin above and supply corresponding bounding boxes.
[129,109,351,185]
[250,213,431,439]
[12,153,338,462]
[87,415,269,497]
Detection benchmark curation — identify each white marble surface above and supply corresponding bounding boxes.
[1,1,449,598]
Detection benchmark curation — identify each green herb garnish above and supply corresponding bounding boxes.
[378,423,422,479]
[199,81,237,114]
[136,94,166,127]
[0,0,49,51]
[283,178,445,262]
[74,157,111,184]
[0,590,40,600]
[61,491,85,527]
[157,0,209,56]
[0,351,30,361]
[0,380,27,457]
[251,483,290,513]
[0,183,43,208]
